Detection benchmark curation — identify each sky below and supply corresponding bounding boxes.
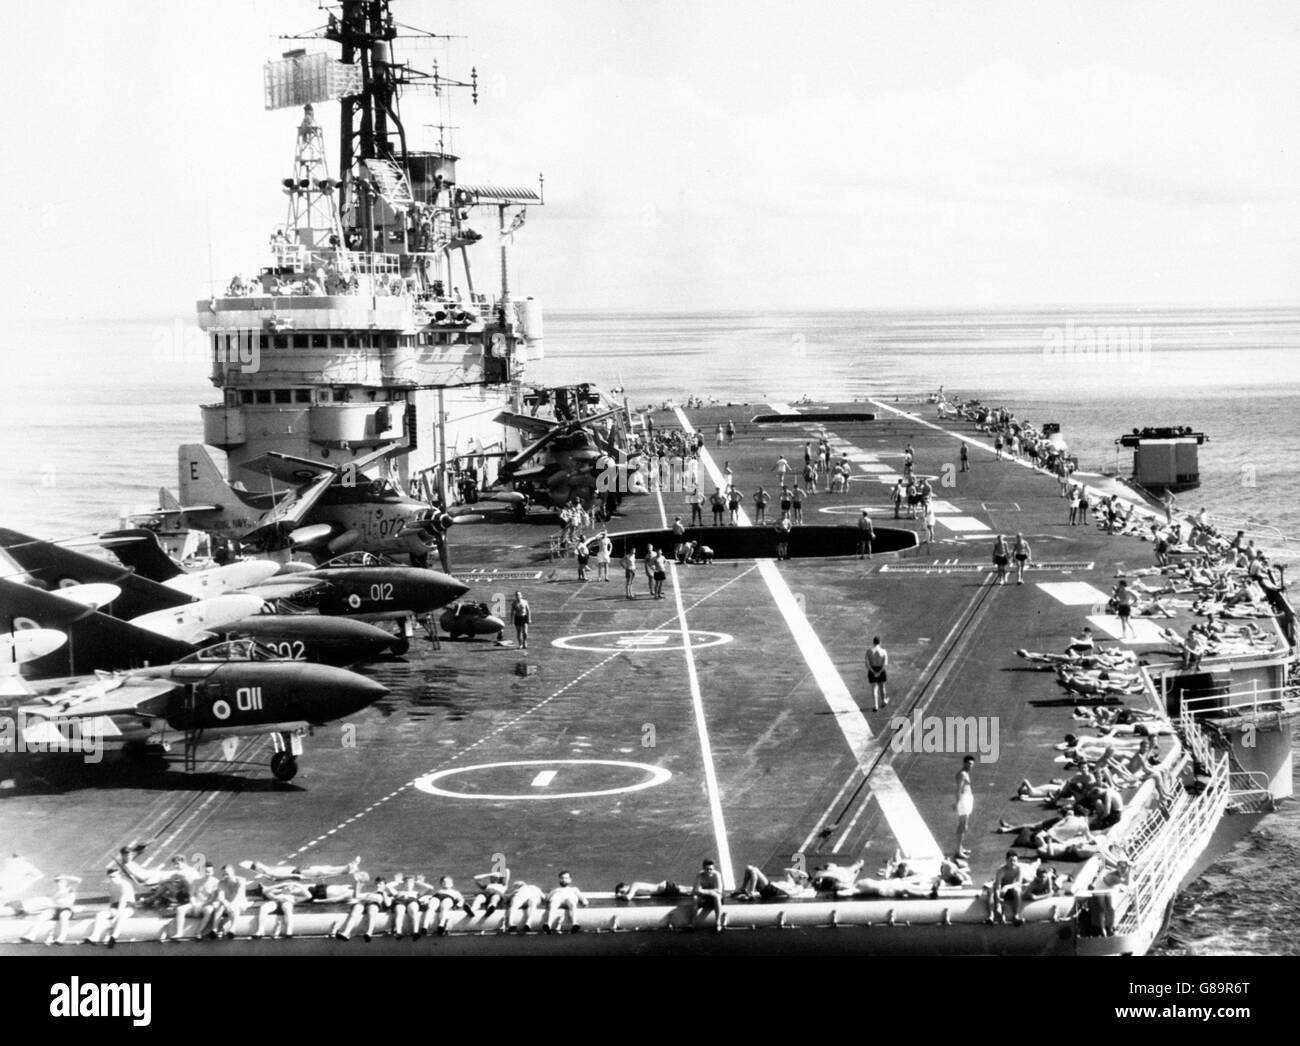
[1,0,1297,318]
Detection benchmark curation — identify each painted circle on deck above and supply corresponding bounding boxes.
[818,504,895,516]
[552,629,734,653]
[412,759,672,801]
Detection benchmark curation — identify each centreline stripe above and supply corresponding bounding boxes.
[655,474,735,889]
[674,408,942,859]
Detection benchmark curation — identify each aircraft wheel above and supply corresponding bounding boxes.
[271,752,299,782]
[390,636,410,656]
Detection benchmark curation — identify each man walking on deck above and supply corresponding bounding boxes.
[866,636,888,711]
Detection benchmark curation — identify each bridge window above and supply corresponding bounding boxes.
[317,389,332,403]
[312,334,328,349]
[294,389,312,403]
[292,334,309,349]
[274,390,292,404]
[255,390,272,404]
[272,335,288,350]
[240,390,254,405]
[330,334,345,349]
[382,334,397,349]
[259,334,269,350]
[225,389,240,407]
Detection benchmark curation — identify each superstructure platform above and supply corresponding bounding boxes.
[2,397,1294,955]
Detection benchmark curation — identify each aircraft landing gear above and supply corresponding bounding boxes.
[390,613,414,656]
[270,751,299,782]
[270,730,304,782]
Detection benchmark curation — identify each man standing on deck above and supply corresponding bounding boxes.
[709,488,726,526]
[754,485,771,524]
[511,591,532,650]
[726,419,735,445]
[954,755,975,859]
[775,454,790,482]
[596,531,612,581]
[960,442,969,472]
[866,636,888,711]
[686,485,704,526]
[857,509,875,559]
[791,483,807,525]
[774,516,792,560]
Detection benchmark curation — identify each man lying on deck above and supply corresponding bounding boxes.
[239,857,362,880]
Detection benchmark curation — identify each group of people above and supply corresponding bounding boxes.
[10,847,613,943]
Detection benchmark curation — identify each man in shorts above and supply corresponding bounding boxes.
[620,547,637,600]
[857,509,875,559]
[692,859,724,932]
[866,636,888,711]
[511,591,531,649]
[545,870,588,933]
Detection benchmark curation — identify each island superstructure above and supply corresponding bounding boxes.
[197,1,543,510]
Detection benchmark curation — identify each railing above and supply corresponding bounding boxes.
[1080,666,1233,941]
[1110,752,1229,937]
[1181,681,1300,722]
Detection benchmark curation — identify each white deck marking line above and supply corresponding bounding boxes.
[937,516,991,532]
[1038,581,1109,606]
[675,408,942,859]
[655,484,735,889]
[531,770,558,787]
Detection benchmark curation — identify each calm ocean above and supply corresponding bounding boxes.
[1,305,1297,953]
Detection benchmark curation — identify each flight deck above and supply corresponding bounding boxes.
[1,397,1290,954]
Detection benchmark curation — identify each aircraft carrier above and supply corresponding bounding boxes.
[2,396,1295,955]
[0,2,1296,959]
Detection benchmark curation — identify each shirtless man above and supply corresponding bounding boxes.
[733,866,813,902]
[692,859,725,932]
[211,864,249,939]
[544,870,588,934]
[240,856,361,881]
[866,636,889,711]
[84,867,134,948]
[989,851,1027,926]
[253,879,314,939]
[954,755,975,859]
[506,880,546,933]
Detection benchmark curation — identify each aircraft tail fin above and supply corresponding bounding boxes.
[0,579,192,678]
[97,528,185,582]
[178,444,246,516]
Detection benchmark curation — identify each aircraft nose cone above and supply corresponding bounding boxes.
[303,664,389,722]
[355,675,391,699]
[425,571,470,607]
